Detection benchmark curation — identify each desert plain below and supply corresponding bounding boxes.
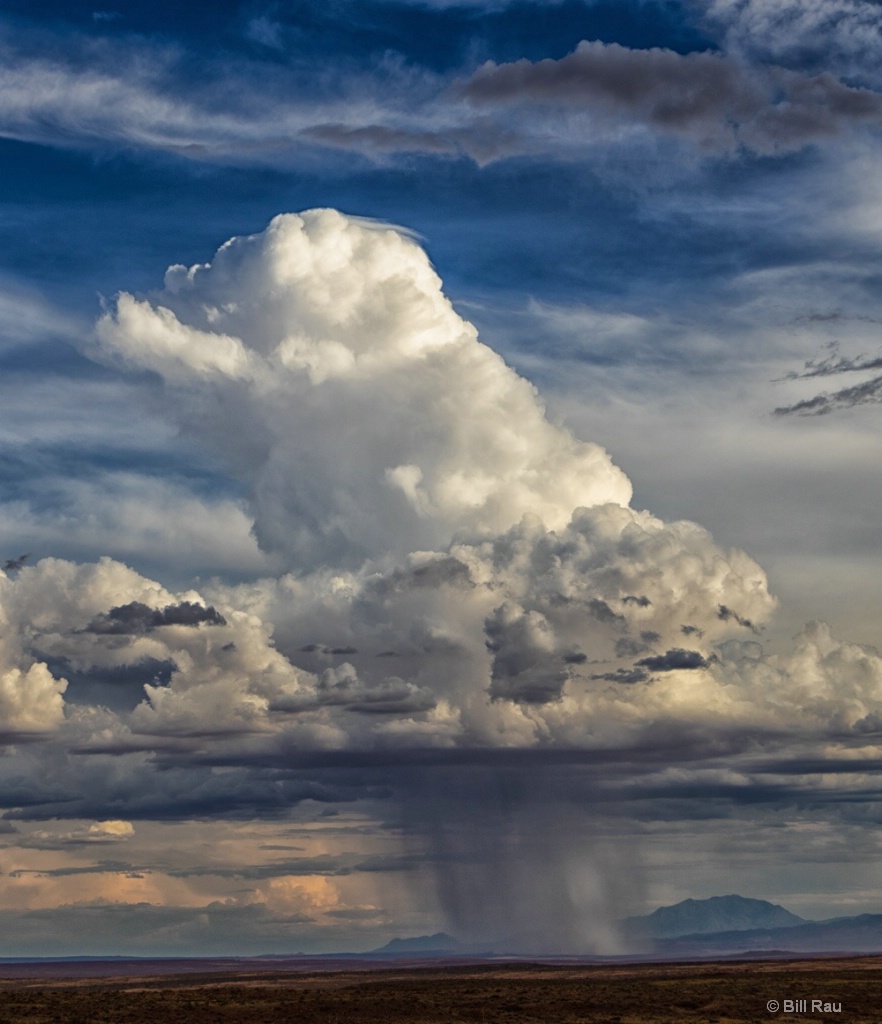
[0,956,880,1024]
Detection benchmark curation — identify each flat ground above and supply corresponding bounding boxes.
[0,956,879,1023]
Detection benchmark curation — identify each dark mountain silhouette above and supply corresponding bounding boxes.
[364,897,882,960]
[623,894,804,940]
[370,932,465,954]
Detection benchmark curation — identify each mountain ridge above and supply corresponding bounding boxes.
[622,894,805,940]
[363,896,882,959]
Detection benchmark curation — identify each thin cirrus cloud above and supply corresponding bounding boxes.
[0,25,880,167]
[702,0,882,82]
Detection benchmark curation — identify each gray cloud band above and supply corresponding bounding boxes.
[457,39,882,156]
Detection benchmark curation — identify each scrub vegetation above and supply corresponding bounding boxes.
[0,958,880,1024]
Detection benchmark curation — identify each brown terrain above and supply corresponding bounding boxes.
[0,955,880,1023]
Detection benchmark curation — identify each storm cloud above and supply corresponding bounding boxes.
[85,600,226,634]
[0,209,880,953]
[2,210,864,768]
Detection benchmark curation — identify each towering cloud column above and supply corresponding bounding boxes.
[90,209,778,748]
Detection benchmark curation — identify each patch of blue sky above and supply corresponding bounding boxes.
[1,0,715,68]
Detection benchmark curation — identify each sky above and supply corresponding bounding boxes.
[1,0,882,957]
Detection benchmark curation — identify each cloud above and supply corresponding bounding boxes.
[459,39,882,155]
[0,211,785,768]
[95,209,632,571]
[774,343,882,414]
[0,282,84,349]
[15,820,135,849]
[636,648,710,672]
[85,600,226,635]
[0,20,877,173]
[51,210,864,764]
[717,604,759,632]
[0,211,873,782]
[2,207,881,950]
[0,35,377,165]
[704,0,882,85]
[0,471,268,581]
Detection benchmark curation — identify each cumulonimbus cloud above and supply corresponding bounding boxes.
[2,210,882,957]
[0,209,849,766]
[1,210,880,775]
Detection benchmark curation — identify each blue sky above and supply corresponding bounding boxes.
[1,0,882,956]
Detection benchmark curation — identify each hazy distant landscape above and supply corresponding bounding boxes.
[3,895,882,1022]
[361,894,882,959]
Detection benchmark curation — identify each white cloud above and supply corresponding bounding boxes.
[0,282,84,349]
[0,210,877,775]
[0,23,877,171]
[96,210,632,570]
[704,0,882,85]
[0,473,268,580]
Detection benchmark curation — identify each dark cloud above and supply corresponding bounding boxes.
[1,762,375,823]
[85,600,226,635]
[271,669,437,716]
[775,343,882,415]
[636,648,709,672]
[622,594,651,607]
[0,902,315,957]
[587,598,626,626]
[299,644,360,656]
[485,604,567,704]
[591,667,649,684]
[615,637,649,658]
[681,624,704,638]
[367,557,474,597]
[165,852,408,880]
[780,343,882,380]
[459,39,882,155]
[11,859,137,877]
[45,656,175,712]
[563,651,588,664]
[718,604,759,633]
[2,552,29,573]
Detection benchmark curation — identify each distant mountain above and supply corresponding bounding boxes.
[370,932,465,955]
[623,895,805,941]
